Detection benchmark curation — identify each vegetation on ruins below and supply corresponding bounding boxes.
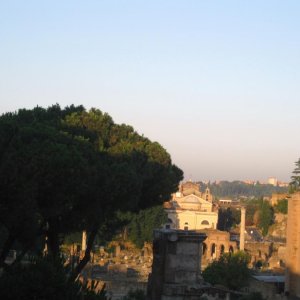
[218,198,274,235]
[255,200,274,236]
[202,251,251,290]
[0,104,183,297]
[217,207,241,230]
[274,199,288,214]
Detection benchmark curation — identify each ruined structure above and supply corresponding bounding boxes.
[79,241,152,299]
[269,193,289,206]
[163,182,242,269]
[201,229,237,268]
[285,192,300,298]
[147,229,207,300]
[164,181,218,230]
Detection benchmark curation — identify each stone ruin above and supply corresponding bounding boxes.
[78,241,153,299]
[147,229,212,300]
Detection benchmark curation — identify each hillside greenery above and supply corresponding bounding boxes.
[199,181,287,199]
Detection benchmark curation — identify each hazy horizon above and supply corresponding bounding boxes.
[1,1,299,182]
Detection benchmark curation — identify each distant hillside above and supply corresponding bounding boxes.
[199,181,288,199]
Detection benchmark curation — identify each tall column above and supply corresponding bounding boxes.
[82,230,87,252]
[240,207,246,251]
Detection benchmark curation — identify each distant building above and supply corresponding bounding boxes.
[278,181,289,188]
[243,180,256,185]
[268,177,278,186]
[219,199,232,205]
[163,181,218,230]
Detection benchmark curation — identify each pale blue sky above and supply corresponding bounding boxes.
[1,1,299,181]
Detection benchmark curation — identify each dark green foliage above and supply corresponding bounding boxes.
[125,205,168,248]
[80,282,110,300]
[0,104,183,281]
[122,289,145,300]
[274,199,288,214]
[64,232,82,245]
[0,257,109,300]
[235,198,274,232]
[200,181,287,199]
[257,200,274,236]
[217,208,240,230]
[239,292,265,300]
[244,201,259,226]
[290,158,300,192]
[254,260,263,269]
[202,251,251,290]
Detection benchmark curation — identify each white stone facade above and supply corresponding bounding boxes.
[164,182,218,230]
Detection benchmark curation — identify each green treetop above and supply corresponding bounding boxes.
[290,158,300,192]
[202,251,251,290]
[0,105,183,282]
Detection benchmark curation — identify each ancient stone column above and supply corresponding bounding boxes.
[115,244,121,257]
[147,229,207,300]
[82,230,87,252]
[240,207,246,251]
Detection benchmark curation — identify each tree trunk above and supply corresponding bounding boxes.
[47,228,60,258]
[69,225,98,282]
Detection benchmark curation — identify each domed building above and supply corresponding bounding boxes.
[164,181,218,230]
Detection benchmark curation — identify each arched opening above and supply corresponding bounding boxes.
[220,244,225,255]
[184,222,189,231]
[201,220,209,225]
[229,246,234,253]
[211,243,216,258]
[202,243,207,256]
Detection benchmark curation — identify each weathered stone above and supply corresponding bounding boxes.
[147,229,206,300]
[285,192,300,298]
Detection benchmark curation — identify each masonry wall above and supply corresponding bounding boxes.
[147,229,206,300]
[285,192,300,298]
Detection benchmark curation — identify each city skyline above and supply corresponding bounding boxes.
[1,1,299,181]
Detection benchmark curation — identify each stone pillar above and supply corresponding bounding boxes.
[147,229,207,300]
[285,192,300,298]
[82,230,87,252]
[115,244,121,257]
[240,207,246,251]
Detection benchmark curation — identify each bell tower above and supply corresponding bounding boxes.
[204,186,212,202]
